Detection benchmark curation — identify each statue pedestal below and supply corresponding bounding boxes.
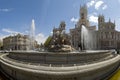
[48,45,74,52]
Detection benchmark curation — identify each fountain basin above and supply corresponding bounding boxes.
[0,50,119,80]
[7,50,114,65]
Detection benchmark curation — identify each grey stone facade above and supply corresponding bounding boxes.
[70,5,120,50]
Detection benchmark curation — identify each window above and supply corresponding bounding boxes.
[81,13,84,19]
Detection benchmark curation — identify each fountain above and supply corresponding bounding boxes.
[0,23,120,80]
[47,31,73,52]
[46,21,74,52]
[29,19,35,50]
[81,25,96,50]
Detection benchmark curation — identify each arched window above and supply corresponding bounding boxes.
[81,13,84,19]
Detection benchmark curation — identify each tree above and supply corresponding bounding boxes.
[44,36,52,47]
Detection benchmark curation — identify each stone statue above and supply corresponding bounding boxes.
[45,21,74,52]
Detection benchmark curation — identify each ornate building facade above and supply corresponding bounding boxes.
[3,34,37,50]
[98,15,120,49]
[70,5,120,50]
[70,5,97,50]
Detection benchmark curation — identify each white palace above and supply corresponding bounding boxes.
[70,5,120,50]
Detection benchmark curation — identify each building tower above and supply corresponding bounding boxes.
[80,5,87,20]
[78,5,90,27]
[98,15,105,30]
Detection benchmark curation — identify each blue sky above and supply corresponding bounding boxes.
[0,0,120,44]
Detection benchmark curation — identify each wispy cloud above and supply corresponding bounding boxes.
[0,8,13,12]
[1,28,22,40]
[70,17,79,23]
[2,28,21,34]
[35,33,48,44]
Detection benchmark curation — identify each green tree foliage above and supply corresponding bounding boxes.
[44,36,52,47]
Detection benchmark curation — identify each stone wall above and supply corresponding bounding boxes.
[8,51,113,65]
[0,53,120,80]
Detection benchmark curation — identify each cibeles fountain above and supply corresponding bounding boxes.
[0,20,120,80]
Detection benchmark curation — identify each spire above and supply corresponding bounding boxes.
[80,4,88,19]
[99,14,104,18]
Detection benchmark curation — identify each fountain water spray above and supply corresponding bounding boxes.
[29,19,35,50]
[81,25,96,50]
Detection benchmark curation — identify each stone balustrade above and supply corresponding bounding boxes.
[0,50,119,80]
[8,51,114,65]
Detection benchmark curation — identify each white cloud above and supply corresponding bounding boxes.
[0,8,12,12]
[2,28,21,34]
[89,15,98,23]
[35,33,48,44]
[0,34,10,40]
[70,17,79,23]
[102,5,107,10]
[95,1,104,10]
[87,0,95,7]
[87,0,107,10]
